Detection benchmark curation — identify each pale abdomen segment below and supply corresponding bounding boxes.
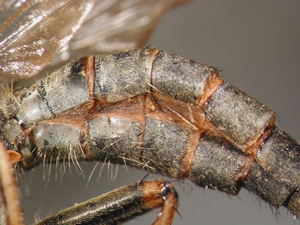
[3,48,299,218]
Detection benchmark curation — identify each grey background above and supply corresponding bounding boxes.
[20,1,300,225]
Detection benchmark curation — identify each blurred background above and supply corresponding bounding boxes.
[20,1,300,224]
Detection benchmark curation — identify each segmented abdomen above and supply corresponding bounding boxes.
[2,48,299,218]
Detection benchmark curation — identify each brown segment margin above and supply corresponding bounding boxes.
[198,71,223,107]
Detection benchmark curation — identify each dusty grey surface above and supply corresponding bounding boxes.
[20,1,300,225]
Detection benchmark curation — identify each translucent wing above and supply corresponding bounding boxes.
[0,0,187,81]
[0,0,97,81]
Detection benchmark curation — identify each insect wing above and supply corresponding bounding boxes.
[0,0,187,81]
[0,0,96,81]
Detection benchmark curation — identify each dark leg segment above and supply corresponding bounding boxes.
[36,180,177,225]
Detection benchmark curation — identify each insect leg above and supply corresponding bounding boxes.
[35,179,177,225]
[0,141,24,225]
